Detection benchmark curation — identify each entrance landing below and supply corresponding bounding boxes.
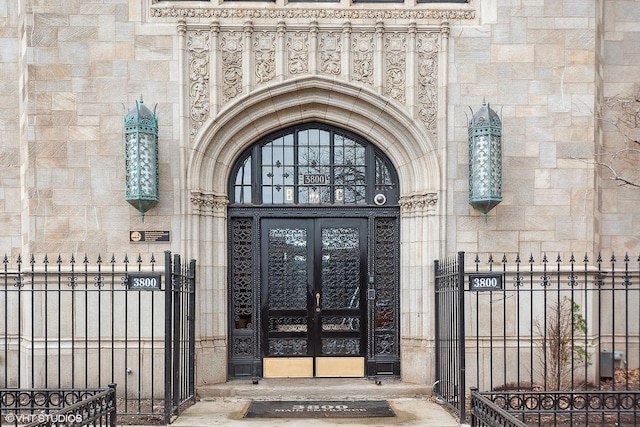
[156,379,460,426]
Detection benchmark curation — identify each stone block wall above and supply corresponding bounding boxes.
[0,0,26,258]
[598,0,640,253]
[4,0,636,260]
[449,0,600,259]
[2,0,181,257]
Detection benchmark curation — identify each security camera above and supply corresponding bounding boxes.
[373,194,387,206]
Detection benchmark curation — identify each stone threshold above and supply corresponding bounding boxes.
[197,378,431,400]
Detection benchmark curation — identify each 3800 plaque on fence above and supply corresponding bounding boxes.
[126,272,162,290]
[469,273,503,291]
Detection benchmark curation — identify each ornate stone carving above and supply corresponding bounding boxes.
[399,193,438,213]
[417,33,440,140]
[184,19,446,142]
[254,31,276,84]
[187,31,210,138]
[221,32,243,103]
[319,32,341,76]
[152,6,476,21]
[352,32,374,86]
[385,33,407,104]
[191,191,229,213]
[287,32,309,75]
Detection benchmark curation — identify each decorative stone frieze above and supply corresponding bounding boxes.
[220,31,243,103]
[187,30,210,138]
[151,6,475,22]
[319,31,341,76]
[287,32,309,75]
[184,20,447,143]
[191,191,229,215]
[254,31,276,85]
[399,193,438,214]
[385,32,407,104]
[417,32,440,138]
[351,31,374,87]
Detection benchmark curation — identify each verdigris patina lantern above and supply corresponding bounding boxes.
[124,96,159,221]
[468,101,502,218]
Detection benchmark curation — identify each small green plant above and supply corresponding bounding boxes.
[570,300,591,366]
[535,297,591,390]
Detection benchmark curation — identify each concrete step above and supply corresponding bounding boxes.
[197,378,431,400]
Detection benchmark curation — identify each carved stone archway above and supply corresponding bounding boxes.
[185,76,444,385]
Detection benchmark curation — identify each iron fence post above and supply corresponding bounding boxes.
[469,386,477,427]
[109,383,117,427]
[434,258,440,397]
[188,259,197,402]
[457,251,466,423]
[163,251,173,425]
[172,254,182,413]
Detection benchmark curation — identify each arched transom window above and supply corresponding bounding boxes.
[230,123,398,206]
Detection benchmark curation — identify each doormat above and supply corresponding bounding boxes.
[243,400,396,419]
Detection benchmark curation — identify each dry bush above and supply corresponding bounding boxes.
[534,297,590,391]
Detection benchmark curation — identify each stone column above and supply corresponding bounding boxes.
[276,21,286,82]
[439,21,450,255]
[342,22,351,81]
[210,21,220,117]
[177,20,192,259]
[399,192,439,385]
[374,20,384,93]
[309,21,318,75]
[406,22,417,118]
[190,191,229,384]
[243,21,253,95]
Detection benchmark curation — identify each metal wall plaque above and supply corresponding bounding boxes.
[469,273,503,291]
[126,272,162,290]
[130,230,170,242]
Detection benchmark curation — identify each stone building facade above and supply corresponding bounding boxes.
[1,0,639,386]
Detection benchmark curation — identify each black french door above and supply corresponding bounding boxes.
[261,218,367,377]
[228,123,401,379]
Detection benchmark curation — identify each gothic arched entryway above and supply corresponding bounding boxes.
[227,122,400,379]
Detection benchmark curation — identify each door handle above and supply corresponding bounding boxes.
[315,293,321,312]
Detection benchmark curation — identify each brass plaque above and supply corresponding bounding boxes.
[130,230,170,242]
[315,357,365,378]
[263,358,313,378]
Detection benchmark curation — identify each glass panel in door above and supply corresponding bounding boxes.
[262,219,366,378]
[315,220,365,376]
[262,220,313,377]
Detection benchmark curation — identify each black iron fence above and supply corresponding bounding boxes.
[0,251,195,425]
[434,252,466,421]
[469,387,527,427]
[435,252,640,426]
[0,385,117,427]
[475,389,640,426]
[164,252,197,424]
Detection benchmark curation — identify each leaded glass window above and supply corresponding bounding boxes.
[230,123,397,206]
